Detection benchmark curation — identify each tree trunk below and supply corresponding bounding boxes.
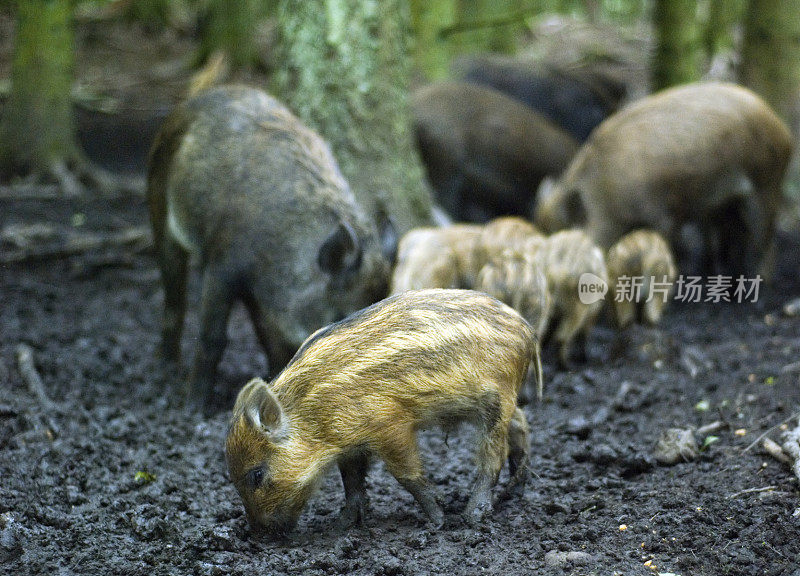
[410,0,457,80]
[740,0,800,124]
[197,0,258,68]
[272,0,433,232]
[741,0,800,209]
[0,0,80,183]
[124,0,173,30]
[651,0,703,90]
[451,0,525,55]
[704,0,744,56]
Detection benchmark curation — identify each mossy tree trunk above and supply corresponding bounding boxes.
[741,0,800,204]
[651,0,703,90]
[196,0,259,68]
[704,0,744,56]
[740,0,800,123]
[410,0,457,80]
[124,0,173,30]
[451,0,526,55]
[272,0,433,232]
[0,0,81,187]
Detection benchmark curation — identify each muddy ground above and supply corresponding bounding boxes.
[1,194,800,576]
[1,11,800,576]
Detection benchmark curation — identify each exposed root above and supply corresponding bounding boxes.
[15,343,60,437]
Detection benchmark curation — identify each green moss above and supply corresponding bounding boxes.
[274,0,433,231]
[652,0,703,90]
[1,0,78,176]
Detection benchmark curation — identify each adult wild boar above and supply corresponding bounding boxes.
[457,55,627,141]
[413,81,579,222]
[534,82,793,280]
[147,85,396,409]
[226,289,539,534]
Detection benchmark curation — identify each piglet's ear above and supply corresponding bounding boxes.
[236,378,287,442]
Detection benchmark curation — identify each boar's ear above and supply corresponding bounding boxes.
[563,189,587,226]
[318,221,363,275]
[239,378,288,441]
[376,207,398,265]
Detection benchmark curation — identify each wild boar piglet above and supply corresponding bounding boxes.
[606,229,677,328]
[225,289,541,534]
[390,225,481,294]
[527,229,607,366]
[476,249,550,402]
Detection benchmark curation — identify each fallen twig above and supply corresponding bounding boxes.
[727,485,777,499]
[696,421,724,436]
[0,184,63,201]
[743,411,800,453]
[16,344,56,411]
[0,226,151,265]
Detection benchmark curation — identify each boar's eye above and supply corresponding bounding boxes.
[245,466,266,490]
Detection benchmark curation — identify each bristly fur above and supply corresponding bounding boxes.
[527,229,607,366]
[225,288,540,532]
[606,229,677,328]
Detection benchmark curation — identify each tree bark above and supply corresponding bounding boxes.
[272,0,433,232]
[704,0,744,56]
[451,0,526,55]
[124,0,173,30]
[651,0,703,90]
[0,0,80,182]
[197,0,259,68]
[740,0,800,124]
[410,0,456,80]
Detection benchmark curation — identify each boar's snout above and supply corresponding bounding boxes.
[246,509,297,538]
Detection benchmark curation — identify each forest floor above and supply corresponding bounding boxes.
[2,189,800,576]
[2,11,800,576]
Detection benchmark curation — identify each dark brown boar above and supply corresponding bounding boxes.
[225,289,541,533]
[456,55,628,142]
[412,81,579,222]
[147,85,395,410]
[534,82,793,280]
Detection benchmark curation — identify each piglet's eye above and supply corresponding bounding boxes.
[246,467,265,490]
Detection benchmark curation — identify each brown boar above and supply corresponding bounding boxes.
[390,224,482,294]
[147,85,396,410]
[606,230,678,329]
[534,82,793,280]
[412,81,579,222]
[476,249,550,403]
[225,289,540,533]
[527,229,608,366]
